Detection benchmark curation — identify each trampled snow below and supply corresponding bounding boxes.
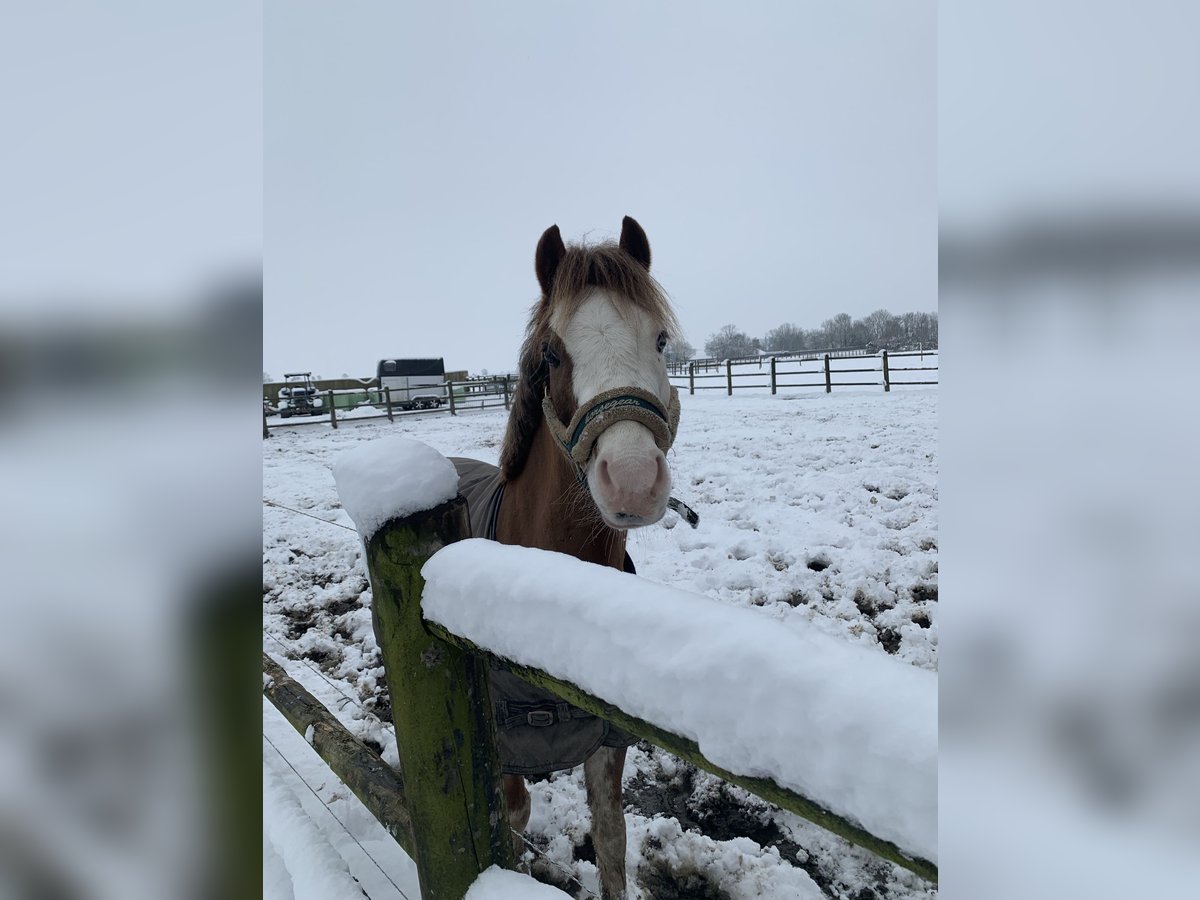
[332,436,459,538]
[422,539,937,863]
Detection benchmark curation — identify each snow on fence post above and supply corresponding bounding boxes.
[334,438,514,900]
[823,354,832,393]
[882,350,891,393]
[725,358,733,395]
[688,361,695,395]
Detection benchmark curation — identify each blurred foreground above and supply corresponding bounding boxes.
[940,2,1200,896]
[1,4,261,896]
[0,280,263,900]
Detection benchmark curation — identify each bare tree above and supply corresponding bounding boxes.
[705,324,755,359]
[764,323,806,352]
[821,313,854,348]
[896,311,936,347]
[862,309,898,346]
[920,311,938,346]
[663,336,696,367]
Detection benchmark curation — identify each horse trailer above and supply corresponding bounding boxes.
[377,357,447,410]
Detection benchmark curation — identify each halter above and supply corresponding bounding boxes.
[542,385,679,467]
[542,384,699,528]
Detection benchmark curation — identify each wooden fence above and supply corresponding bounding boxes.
[263,354,939,437]
[666,345,907,377]
[263,375,518,437]
[263,495,938,899]
[674,349,938,396]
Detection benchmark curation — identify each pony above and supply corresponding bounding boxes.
[450,216,686,900]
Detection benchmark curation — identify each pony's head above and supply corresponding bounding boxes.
[501,216,680,530]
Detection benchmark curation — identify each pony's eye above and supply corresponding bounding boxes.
[542,342,561,367]
[656,332,668,353]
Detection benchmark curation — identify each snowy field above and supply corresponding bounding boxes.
[263,388,938,899]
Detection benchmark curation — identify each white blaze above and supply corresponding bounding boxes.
[552,289,673,527]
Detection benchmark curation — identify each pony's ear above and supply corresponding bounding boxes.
[619,215,651,270]
[535,224,566,298]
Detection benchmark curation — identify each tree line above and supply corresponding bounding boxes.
[664,309,938,365]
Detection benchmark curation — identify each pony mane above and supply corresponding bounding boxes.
[499,240,678,481]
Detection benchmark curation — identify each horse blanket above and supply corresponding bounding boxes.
[450,457,638,775]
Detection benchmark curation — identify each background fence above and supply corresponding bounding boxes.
[673,349,938,395]
[264,375,519,437]
[263,353,938,437]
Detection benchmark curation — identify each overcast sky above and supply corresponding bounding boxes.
[264,1,934,379]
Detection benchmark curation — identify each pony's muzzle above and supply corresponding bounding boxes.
[593,445,670,526]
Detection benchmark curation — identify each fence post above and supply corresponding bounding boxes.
[688,362,695,396]
[824,355,832,394]
[770,357,777,395]
[882,350,890,393]
[263,404,269,439]
[364,497,514,899]
[329,391,337,428]
[385,386,394,422]
[726,359,733,396]
[448,382,457,416]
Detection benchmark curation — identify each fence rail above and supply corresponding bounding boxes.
[424,619,937,883]
[671,350,938,397]
[262,653,415,852]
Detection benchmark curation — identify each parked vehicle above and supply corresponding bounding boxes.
[408,394,444,410]
[377,358,447,411]
[278,372,324,418]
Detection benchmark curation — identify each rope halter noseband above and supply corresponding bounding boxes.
[541,384,699,528]
[542,385,680,468]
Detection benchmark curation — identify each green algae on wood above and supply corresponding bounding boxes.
[365,497,514,899]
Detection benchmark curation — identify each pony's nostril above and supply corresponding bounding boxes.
[597,458,614,491]
[655,453,669,491]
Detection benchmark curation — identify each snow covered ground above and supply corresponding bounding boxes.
[263,388,938,899]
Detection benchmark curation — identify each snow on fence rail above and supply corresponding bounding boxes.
[421,539,938,865]
[262,438,938,899]
[673,349,939,396]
